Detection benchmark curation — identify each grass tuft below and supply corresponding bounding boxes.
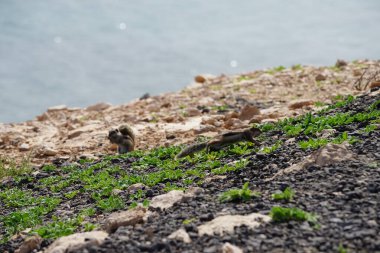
[219,182,259,202]
[272,187,295,202]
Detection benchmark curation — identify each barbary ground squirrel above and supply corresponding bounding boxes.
[176,127,262,159]
[108,124,135,154]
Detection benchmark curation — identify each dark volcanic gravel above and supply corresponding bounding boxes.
[1,91,379,253]
[74,92,380,253]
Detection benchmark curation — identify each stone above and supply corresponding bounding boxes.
[163,116,175,123]
[85,102,112,111]
[68,124,99,139]
[315,74,326,81]
[168,228,192,243]
[369,81,380,89]
[288,99,314,110]
[268,142,355,181]
[204,175,227,183]
[224,118,244,129]
[186,108,202,117]
[47,105,67,112]
[37,145,58,157]
[127,183,146,193]
[19,143,30,151]
[238,105,260,121]
[198,213,271,236]
[194,74,214,83]
[194,125,216,134]
[195,75,207,83]
[150,188,201,211]
[44,231,108,253]
[111,189,123,195]
[104,206,147,233]
[313,142,355,167]
[140,93,150,100]
[222,242,243,253]
[316,129,337,139]
[15,235,42,253]
[335,59,348,68]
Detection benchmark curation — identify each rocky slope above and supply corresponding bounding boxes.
[0,60,380,253]
[1,60,379,166]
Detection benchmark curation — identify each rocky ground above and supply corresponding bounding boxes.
[0,60,380,253]
[1,60,379,166]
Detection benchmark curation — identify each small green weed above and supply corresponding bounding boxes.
[182,218,197,225]
[96,195,125,212]
[260,141,282,154]
[0,155,32,180]
[270,206,317,225]
[219,182,259,202]
[292,64,303,70]
[272,187,295,202]
[338,243,348,253]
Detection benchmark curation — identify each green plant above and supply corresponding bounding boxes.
[163,182,185,192]
[0,155,32,180]
[33,216,81,239]
[142,199,150,207]
[182,218,197,225]
[299,138,329,150]
[84,222,97,232]
[260,141,282,154]
[338,243,348,253]
[42,164,57,173]
[362,124,377,133]
[64,190,79,199]
[314,101,326,107]
[270,206,317,225]
[292,64,303,70]
[272,187,295,202]
[219,182,259,202]
[96,195,125,212]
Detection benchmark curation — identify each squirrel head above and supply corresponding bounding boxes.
[108,128,121,141]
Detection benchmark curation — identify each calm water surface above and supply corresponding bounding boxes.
[0,0,379,122]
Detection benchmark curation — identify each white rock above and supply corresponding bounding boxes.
[127,183,146,193]
[239,105,260,121]
[198,213,271,236]
[44,231,108,253]
[150,187,202,211]
[168,228,192,243]
[15,235,42,253]
[268,142,355,181]
[19,143,30,151]
[104,206,147,233]
[222,242,244,253]
[37,145,58,157]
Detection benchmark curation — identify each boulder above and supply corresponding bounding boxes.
[198,213,271,236]
[168,228,192,243]
[104,206,147,233]
[44,231,108,253]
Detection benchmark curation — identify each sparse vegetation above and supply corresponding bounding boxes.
[0,155,32,180]
[270,206,317,225]
[272,187,295,202]
[219,182,259,202]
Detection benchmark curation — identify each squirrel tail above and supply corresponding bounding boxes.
[176,142,208,159]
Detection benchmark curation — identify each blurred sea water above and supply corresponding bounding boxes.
[0,0,379,122]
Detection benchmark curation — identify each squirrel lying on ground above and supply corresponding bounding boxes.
[108,124,135,154]
[176,127,262,159]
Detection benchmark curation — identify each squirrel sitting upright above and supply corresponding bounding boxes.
[176,126,262,159]
[108,124,135,154]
